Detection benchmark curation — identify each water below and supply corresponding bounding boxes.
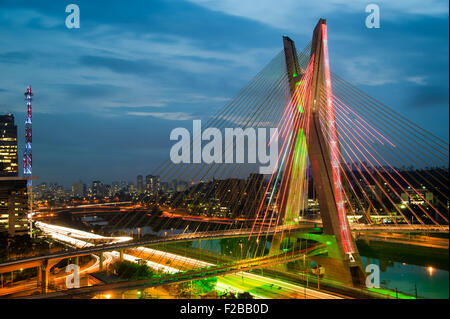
[361,256,449,299]
[188,236,449,299]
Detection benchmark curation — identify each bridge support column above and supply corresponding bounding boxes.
[267,234,288,272]
[281,20,366,287]
[99,253,104,272]
[364,232,370,245]
[268,234,282,256]
[40,259,49,294]
[298,233,363,286]
[36,266,41,288]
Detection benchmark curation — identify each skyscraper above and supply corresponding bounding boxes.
[243,173,265,219]
[0,178,29,237]
[0,114,18,176]
[92,181,104,198]
[137,175,143,194]
[72,181,86,198]
[145,175,161,194]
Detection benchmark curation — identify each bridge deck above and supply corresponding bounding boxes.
[23,245,326,299]
[1,223,447,274]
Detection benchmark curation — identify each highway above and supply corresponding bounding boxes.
[0,222,317,274]
[0,253,115,297]
[27,222,341,299]
[124,246,340,299]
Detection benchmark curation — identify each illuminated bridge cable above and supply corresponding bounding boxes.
[151,50,287,183]
[329,92,449,222]
[320,102,435,225]
[331,80,449,188]
[123,60,292,251]
[331,74,449,165]
[319,93,448,226]
[328,77,448,223]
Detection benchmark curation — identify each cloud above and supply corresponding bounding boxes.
[0,7,61,29]
[405,76,428,86]
[0,51,33,64]
[0,0,447,185]
[409,86,449,108]
[79,55,164,76]
[127,111,197,121]
[187,0,449,33]
[339,57,398,86]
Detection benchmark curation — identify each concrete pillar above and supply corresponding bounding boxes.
[40,260,49,294]
[268,234,282,256]
[268,235,288,272]
[364,232,370,245]
[99,253,104,272]
[36,266,41,288]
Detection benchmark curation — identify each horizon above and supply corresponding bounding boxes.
[0,0,448,186]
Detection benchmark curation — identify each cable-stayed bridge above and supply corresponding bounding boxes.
[1,19,448,298]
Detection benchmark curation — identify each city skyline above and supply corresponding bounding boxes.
[0,0,448,186]
[0,3,448,302]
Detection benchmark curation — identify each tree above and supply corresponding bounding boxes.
[237,292,254,299]
[220,291,237,299]
[110,261,154,280]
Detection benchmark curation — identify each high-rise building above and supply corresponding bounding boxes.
[0,114,18,177]
[153,175,160,193]
[176,180,188,192]
[128,182,135,194]
[145,175,160,194]
[0,177,29,236]
[111,181,120,196]
[243,173,265,219]
[216,178,246,218]
[145,175,153,192]
[72,181,86,198]
[92,181,104,198]
[137,175,143,194]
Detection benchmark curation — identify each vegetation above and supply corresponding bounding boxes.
[0,230,64,262]
[169,277,218,298]
[109,261,155,280]
[219,291,254,299]
[237,292,254,299]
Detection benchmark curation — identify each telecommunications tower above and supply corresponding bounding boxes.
[24,86,33,223]
[24,86,32,183]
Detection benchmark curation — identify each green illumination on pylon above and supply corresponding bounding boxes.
[298,100,304,113]
[296,79,305,113]
[284,128,308,223]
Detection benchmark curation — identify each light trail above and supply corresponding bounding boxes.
[34,222,341,299]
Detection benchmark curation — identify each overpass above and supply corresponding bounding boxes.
[0,223,317,273]
[23,245,326,299]
[1,221,447,277]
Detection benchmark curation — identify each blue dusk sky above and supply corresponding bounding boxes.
[0,0,448,187]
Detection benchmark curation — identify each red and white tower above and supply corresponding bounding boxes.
[24,86,33,225]
[24,86,32,183]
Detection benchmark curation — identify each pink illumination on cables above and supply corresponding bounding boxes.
[321,24,354,254]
